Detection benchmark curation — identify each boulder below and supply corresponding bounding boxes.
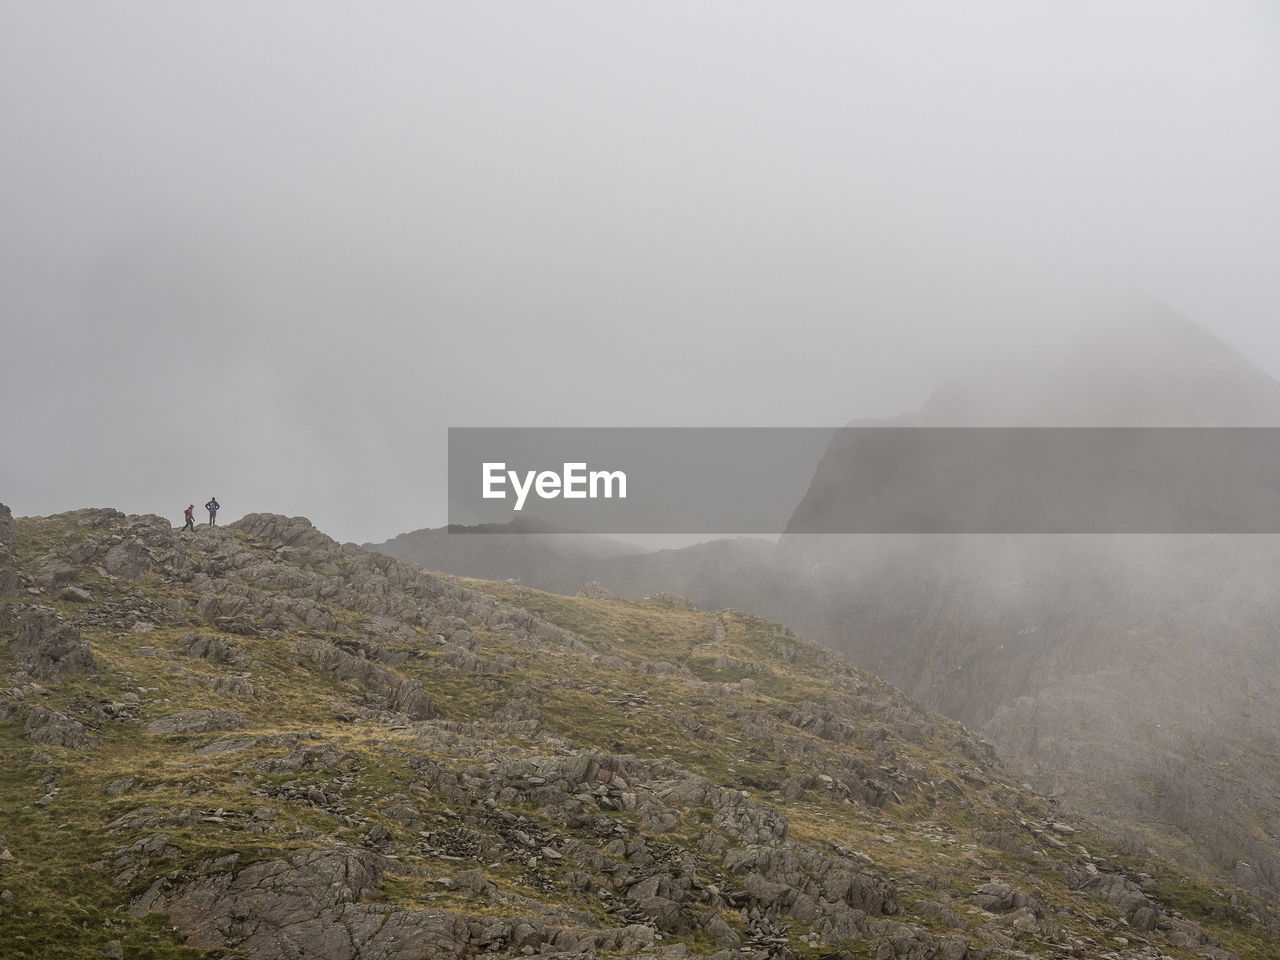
[12,607,95,680]
[232,514,337,552]
[177,632,243,663]
[1079,872,1161,932]
[35,559,75,588]
[104,541,155,580]
[25,707,99,750]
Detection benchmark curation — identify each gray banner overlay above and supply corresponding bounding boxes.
[448,428,1280,534]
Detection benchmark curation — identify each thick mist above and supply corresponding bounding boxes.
[370,297,1280,900]
[3,3,1279,541]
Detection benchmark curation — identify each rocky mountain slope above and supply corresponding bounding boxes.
[368,302,1280,909]
[1,504,1276,959]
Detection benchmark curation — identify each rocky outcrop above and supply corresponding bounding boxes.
[1065,863,1163,932]
[26,706,99,750]
[233,512,342,552]
[2,506,1272,959]
[176,631,243,663]
[146,710,250,735]
[296,638,436,721]
[131,847,471,960]
[103,540,155,580]
[0,503,15,547]
[11,607,95,680]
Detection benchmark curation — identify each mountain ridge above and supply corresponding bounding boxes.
[3,504,1276,958]
[366,301,1280,910]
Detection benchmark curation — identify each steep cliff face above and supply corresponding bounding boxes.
[2,505,1275,959]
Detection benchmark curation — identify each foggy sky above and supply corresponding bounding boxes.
[3,2,1279,543]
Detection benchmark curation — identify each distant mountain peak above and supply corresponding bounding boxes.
[920,296,1280,426]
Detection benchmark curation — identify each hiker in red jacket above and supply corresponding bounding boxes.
[182,504,196,532]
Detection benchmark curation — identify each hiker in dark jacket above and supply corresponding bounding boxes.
[183,504,195,531]
[206,498,220,526]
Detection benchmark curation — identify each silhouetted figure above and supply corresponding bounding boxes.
[182,504,195,531]
[206,497,220,526]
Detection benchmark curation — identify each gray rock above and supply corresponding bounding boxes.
[381,802,422,827]
[35,560,75,588]
[106,777,136,796]
[65,540,102,564]
[1078,872,1161,932]
[743,870,791,909]
[710,787,788,844]
[704,913,740,948]
[252,742,355,774]
[971,880,1041,914]
[633,895,683,930]
[453,868,495,896]
[870,922,946,960]
[58,585,93,603]
[298,639,435,721]
[0,561,22,596]
[147,710,250,735]
[104,540,155,579]
[232,513,337,551]
[25,706,99,750]
[131,846,471,960]
[12,606,96,680]
[215,615,260,636]
[617,923,654,952]
[0,503,14,547]
[201,673,258,698]
[917,899,963,928]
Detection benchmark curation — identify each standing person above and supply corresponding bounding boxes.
[206,497,220,526]
[182,504,196,531]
